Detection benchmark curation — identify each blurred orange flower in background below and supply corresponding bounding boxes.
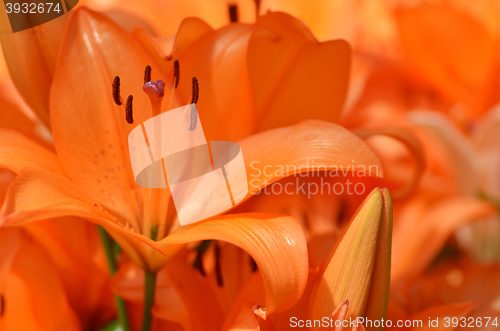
[0,0,499,330]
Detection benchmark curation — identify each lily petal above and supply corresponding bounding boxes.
[0,229,81,330]
[473,106,500,199]
[354,127,425,199]
[135,13,351,140]
[22,219,115,329]
[395,4,496,109]
[0,81,37,133]
[132,17,212,63]
[409,111,480,195]
[0,129,65,175]
[0,10,66,129]
[270,269,322,330]
[116,248,253,331]
[170,23,258,141]
[241,120,383,195]
[259,0,357,42]
[105,0,255,37]
[50,7,170,226]
[391,196,496,280]
[226,305,260,331]
[113,257,224,331]
[249,12,351,131]
[0,167,170,271]
[221,272,266,330]
[157,255,225,331]
[160,213,308,315]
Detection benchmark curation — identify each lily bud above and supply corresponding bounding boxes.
[310,188,393,331]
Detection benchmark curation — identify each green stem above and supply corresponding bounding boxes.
[97,226,131,331]
[478,190,500,212]
[142,270,157,331]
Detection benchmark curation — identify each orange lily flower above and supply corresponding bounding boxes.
[3,1,496,329]
[394,2,500,120]
[343,109,497,281]
[342,112,497,282]
[0,164,114,330]
[1,226,81,330]
[391,193,496,281]
[221,187,483,331]
[304,0,500,288]
[131,11,351,139]
[111,187,392,331]
[396,110,500,268]
[111,213,307,331]
[0,220,116,331]
[335,0,500,126]
[0,7,382,275]
[402,256,500,323]
[0,113,115,330]
[0,8,67,130]
[222,187,391,330]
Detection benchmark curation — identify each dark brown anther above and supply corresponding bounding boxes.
[250,256,258,272]
[191,77,199,104]
[0,295,4,317]
[215,241,224,286]
[112,76,122,105]
[194,250,206,276]
[126,95,134,124]
[144,65,152,84]
[188,77,199,131]
[229,4,238,23]
[173,60,180,88]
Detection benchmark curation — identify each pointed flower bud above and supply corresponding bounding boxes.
[310,188,393,331]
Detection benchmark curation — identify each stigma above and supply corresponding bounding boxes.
[143,80,166,100]
[143,79,165,116]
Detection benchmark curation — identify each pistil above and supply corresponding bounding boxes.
[142,76,166,237]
